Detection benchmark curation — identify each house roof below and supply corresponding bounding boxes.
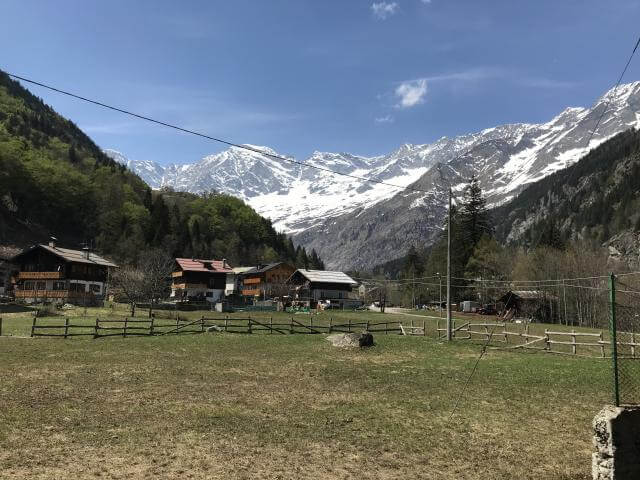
[243,262,291,275]
[232,266,255,274]
[289,269,358,285]
[501,290,554,301]
[175,258,233,273]
[12,244,118,267]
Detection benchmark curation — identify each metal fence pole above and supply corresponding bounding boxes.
[609,273,620,407]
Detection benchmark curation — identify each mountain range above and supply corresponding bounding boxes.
[107,82,640,270]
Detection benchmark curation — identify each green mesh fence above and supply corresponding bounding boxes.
[609,274,640,406]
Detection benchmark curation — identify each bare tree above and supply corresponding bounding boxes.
[110,266,145,316]
[139,249,175,317]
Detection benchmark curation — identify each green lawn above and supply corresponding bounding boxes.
[0,316,610,479]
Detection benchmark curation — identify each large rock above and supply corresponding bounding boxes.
[326,332,374,348]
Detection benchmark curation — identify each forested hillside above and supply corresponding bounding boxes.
[494,128,640,247]
[0,70,321,267]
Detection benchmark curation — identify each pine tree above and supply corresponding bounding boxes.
[460,175,492,250]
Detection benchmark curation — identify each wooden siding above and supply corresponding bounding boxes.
[17,271,63,280]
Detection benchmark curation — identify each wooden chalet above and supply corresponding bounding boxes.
[170,258,233,303]
[240,262,295,299]
[286,269,361,309]
[10,241,117,305]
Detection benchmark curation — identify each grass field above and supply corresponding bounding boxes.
[0,305,611,479]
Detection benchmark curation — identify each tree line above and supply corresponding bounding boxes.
[0,70,324,271]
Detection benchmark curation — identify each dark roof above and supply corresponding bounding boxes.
[175,258,233,273]
[12,244,118,267]
[243,262,291,275]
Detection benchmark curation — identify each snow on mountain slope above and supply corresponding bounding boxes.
[107,81,640,269]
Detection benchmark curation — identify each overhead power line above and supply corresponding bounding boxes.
[586,35,640,148]
[6,71,439,195]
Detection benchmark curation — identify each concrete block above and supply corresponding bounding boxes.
[593,405,640,479]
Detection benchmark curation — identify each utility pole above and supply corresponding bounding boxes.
[446,188,452,341]
[562,278,568,326]
[437,272,442,318]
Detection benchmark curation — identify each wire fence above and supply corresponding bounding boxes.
[610,274,640,406]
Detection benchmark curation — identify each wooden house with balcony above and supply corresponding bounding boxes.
[10,241,117,305]
[170,258,233,303]
[240,262,295,300]
[286,269,361,309]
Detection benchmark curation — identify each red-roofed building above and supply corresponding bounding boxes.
[170,258,233,303]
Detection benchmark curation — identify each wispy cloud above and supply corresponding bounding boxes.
[420,0,432,3]
[374,115,395,124]
[395,79,428,108]
[371,2,399,20]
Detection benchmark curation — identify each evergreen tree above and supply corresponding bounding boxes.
[459,175,492,251]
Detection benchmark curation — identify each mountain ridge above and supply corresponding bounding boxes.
[108,81,640,269]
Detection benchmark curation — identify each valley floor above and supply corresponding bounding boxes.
[0,307,609,479]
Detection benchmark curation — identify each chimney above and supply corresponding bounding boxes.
[48,236,57,248]
[82,246,90,260]
[222,258,227,269]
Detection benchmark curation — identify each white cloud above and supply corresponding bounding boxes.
[375,115,395,124]
[420,0,432,3]
[395,79,428,108]
[371,2,399,20]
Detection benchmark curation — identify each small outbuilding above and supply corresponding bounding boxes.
[498,290,558,323]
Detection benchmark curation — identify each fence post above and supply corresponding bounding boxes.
[329,317,332,333]
[366,320,370,332]
[149,315,155,336]
[600,331,605,358]
[176,315,180,335]
[201,315,205,333]
[270,317,273,334]
[544,329,550,351]
[609,273,620,407]
[94,317,99,339]
[571,329,576,355]
[348,318,351,333]
[64,317,69,339]
[248,316,252,334]
[632,332,636,358]
[436,318,439,339]
[225,317,228,333]
[31,316,37,337]
[423,319,426,336]
[0,317,3,337]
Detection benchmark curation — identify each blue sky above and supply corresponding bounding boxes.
[3,0,640,165]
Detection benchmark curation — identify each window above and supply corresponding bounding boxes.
[23,281,34,291]
[90,284,101,293]
[36,281,46,290]
[53,281,66,291]
[69,283,85,292]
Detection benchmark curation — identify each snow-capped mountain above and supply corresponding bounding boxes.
[107,81,640,269]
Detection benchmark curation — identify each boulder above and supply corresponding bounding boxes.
[326,332,374,348]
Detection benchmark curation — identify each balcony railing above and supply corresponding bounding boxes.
[17,271,63,280]
[241,288,262,296]
[14,290,94,298]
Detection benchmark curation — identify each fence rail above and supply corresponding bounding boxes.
[27,315,415,339]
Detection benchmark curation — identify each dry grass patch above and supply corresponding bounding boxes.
[0,332,607,479]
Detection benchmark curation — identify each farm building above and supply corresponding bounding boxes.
[240,262,295,300]
[498,290,558,323]
[10,241,117,305]
[170,258,233,303]
[286,269,361,309]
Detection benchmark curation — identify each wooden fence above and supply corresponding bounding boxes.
[28,315,422,339]
[436,320,640,358]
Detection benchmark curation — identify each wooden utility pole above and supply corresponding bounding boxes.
[446,188,452,341]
